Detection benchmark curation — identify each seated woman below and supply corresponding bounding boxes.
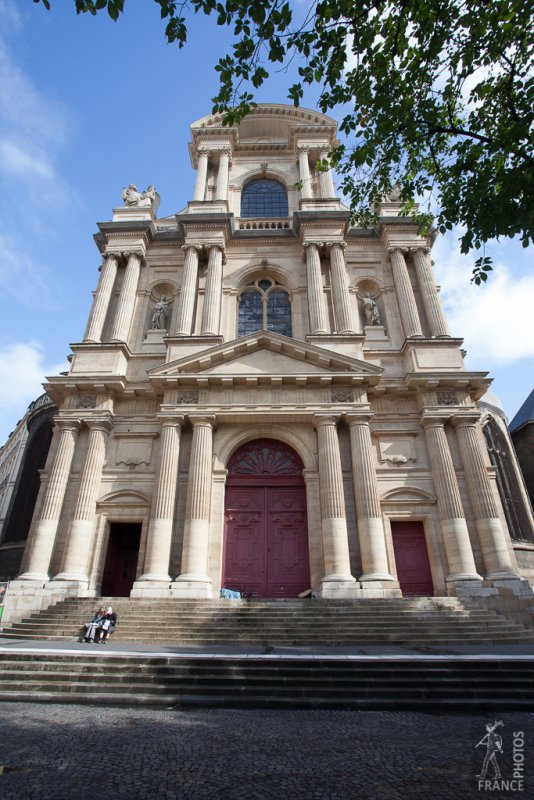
[82,607,105,642]
[97,606,118,643]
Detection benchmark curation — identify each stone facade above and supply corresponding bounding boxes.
[6,104,534,620]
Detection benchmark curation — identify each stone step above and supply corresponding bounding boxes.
[0,653,531,709]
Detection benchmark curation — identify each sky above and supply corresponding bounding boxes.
[0,0,532,443]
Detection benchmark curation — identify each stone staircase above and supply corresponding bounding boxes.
[2,596,534,645]
[0,652,531,710]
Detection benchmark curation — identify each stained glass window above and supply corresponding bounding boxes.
[241,179,288,218]
[238,279,292,338]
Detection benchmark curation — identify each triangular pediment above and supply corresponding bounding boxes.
[149,331,382,382]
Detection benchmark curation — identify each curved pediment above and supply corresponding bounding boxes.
[97,490,151,508]
[381,487,436,504]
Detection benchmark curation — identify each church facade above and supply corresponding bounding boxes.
[8,104,534,619]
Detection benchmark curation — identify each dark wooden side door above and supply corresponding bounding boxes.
[101,522,141,597]
[391,521,434,596]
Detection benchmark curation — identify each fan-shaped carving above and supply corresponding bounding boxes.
[228,439,303,476]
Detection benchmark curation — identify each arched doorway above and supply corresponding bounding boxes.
[223,439,310,598]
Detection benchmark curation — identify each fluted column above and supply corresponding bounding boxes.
[389,248,423,338]
[215,149,231,201]
[54,417,112,582]
[297,146,313,199]
[175,245,200,335]
[138,418,183,583]
[411,247,450,337]
[18,420,81,581]
[453,414,518,580]
[193,148,209,201]
[83,253,119,343]
[347,414,395,583]
[304,242,329,334]
[109,251,143,343]
[421,415,482,583]
[201,245,225,335]
[318,148,336,198]
[314,415,357,592]
[327,242,358,334]
[174,416,215,596]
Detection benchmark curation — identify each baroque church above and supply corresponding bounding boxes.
[5,104,534,621]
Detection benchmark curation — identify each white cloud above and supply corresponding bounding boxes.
[433,234,534,365]
[0,139,53,178]
[0,341,66,443]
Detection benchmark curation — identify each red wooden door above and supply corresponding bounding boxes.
[223,440,310,598]
[391,521,434,596]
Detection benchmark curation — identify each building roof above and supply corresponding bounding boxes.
[509,388,534,433]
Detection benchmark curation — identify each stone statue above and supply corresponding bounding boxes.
[363,293,381,326]
[151,296,171,330]
[122,184,158,208]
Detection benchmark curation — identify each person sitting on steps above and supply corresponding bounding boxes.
[81,607,105,642]
[97,606,117,644]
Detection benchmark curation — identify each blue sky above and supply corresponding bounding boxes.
[0,0,532,442]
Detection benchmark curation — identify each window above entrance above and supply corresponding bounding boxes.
[228,439,304,476]
[238,278,292,338]
[241,178,288,218]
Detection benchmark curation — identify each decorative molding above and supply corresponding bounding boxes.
[76,394,97,409]
[437,391,459,406]
[331,389,354,403]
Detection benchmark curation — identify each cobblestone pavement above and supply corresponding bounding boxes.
[0,704,532,800]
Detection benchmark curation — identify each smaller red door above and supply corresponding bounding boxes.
[391,521,434,596]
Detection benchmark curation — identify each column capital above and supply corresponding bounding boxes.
[388,246,409,258]
[56,418,82,434]
[325,240,346,251]
[197,147,211,158]
[121,249,145,264]
[303,240,323,251]
[158,414,185,429]
[297,144,310,154]
[85,415,113,434]
[419,412,450,430]
[346,412,374,426]
[206,243,227,263]
[451,411,482,429]
[313,413,341,429]
[102,251,120,264]
[181,244,201,255]
[188,414,216,430]
[410,245,430,255]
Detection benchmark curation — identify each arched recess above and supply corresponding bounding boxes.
[222,438,310,598]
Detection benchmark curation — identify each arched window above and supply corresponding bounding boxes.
[241,179,288,218]
[238,278,292,337]
[483,417,534,543]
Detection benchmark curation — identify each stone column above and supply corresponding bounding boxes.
[54,417,112,583]
[215,149,231,202]
[314,414,357,595]
[389,248,423,338]
[453,414,519,580]
[411,247,450,337]
[347,414,396,584]
[201,245,225,335]
[318,148,336,198]
[18,420,80,581]
[137,418,183,584]
[304,242,329,334]
[327,242,358,334]
[421,415,482,584]
[175,245,200,335]
[109,251,143,343]
[193,148,209,201]
[83,253,119,343]
[173,416,215,597]
[297,146,313,199]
